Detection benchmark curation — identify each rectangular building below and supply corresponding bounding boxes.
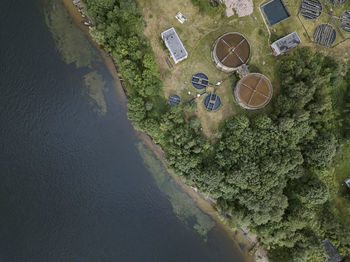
[161,27,188,64]
[271,32,301,56]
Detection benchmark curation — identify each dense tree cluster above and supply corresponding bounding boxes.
[211,50,350,260]
[342,65,350,140]
[83,0,349,260]
[190,0,222,15]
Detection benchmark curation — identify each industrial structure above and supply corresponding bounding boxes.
[300,0,322,20]
[345,178,350,188]
[161,27,188,64]
[203,93,221,111]
[191,73,209,90]
[168,94,181,106]
[212,32,250,72]
[328,0,347,6]
[341,11,350,33]
[271,32,301,55]
[261,0,290,26]
[234,73,273,110]
[314,24,337,46]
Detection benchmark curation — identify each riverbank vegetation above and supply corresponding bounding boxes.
[82,0,350,260]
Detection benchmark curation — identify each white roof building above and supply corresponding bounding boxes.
[345,178,350,188]
[175,12,187,24]
[271,32,301,56]
[161,27,188,64]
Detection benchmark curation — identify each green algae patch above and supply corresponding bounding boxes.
[136,141,215,240]
[83,71,107,116]
[43,0,107,116]
[43,0,95,68]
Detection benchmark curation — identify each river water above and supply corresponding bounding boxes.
[0,0,247,261]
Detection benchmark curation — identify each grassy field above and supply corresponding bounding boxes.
[138,0,350,137]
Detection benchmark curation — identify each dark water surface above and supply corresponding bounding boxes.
[261,0,290,26]
[0,1,245,261]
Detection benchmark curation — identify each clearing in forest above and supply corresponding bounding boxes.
[137,0,350,137]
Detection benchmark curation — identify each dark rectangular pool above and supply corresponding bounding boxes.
[261,0,290,26]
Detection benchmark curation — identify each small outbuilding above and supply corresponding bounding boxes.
[175,12,187,24]
[322,238,343,262]
[271,32,301,56]
[161,27,188,64]
[345,178,350,188]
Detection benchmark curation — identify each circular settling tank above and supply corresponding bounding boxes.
[314,24,336,46]
[327,0,347,6]
[300,0,322,20]
[203,93,221,111]
[212,32,250,72]
[191,73,209,90]
[168,94,181,106]
[341,11,350,33]
[235,73,273,110]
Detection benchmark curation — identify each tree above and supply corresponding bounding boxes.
[189,116,201,129]
[183,100,197,112]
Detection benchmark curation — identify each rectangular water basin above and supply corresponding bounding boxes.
[261,0,290,26]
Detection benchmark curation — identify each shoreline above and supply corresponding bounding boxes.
[61,0,128,103]
[61,0,258,261]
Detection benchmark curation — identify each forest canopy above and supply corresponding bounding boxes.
[82,0,350,260]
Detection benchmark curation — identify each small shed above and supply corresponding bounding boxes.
[175,12,187,24]
[161,27,188,64]
[322,238,343,262]
[345,178,350,188]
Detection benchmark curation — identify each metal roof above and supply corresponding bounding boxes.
[345,178,350,188]
[271,32,301,55]
[161,27,188,64]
